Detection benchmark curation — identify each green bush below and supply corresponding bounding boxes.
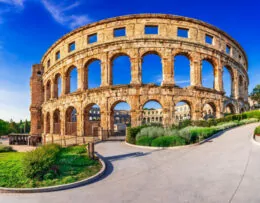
[136,136,153,146]
[136,126,164,140]
[126,126,146,144]
[151,136,186,147]
[255,126,260,135]
[0,145,14,153]
[23,144,61,179]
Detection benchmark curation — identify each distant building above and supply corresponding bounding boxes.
[248,97,260,110]
[142,108,163,124]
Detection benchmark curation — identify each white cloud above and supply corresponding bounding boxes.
[0,0,24,7]
[175,79,190,84]
[41,0,90,29]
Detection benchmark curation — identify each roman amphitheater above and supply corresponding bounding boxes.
[30,14,249,142]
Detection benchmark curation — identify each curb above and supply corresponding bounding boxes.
[124,130,224,150]
[252,134,260,146]
[0,154,106,193]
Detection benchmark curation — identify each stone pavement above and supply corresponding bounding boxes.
[1,123,260,203]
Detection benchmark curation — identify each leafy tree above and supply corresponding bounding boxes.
[250,84,260,104]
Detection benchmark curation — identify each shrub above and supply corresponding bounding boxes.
[151,136,186,147]
[23,144,61,179]
[136,126,164,140]
[239,118,259,125]
[136,136,153,146]
[126,126,146,144]
[255,126,260,135]
[178,119,192,129]
[0,145,14,153]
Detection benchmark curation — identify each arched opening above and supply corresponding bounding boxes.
[65,106,77,136]
[223,66,233,97]
[111,101,131,136]
[54,74,62,98]
[142,53,162,85]
[142,100,163,124]
[45,112,50,134]
[85,59,101,89]
[174,55,190,87]
[240,107,245,113]
[174,101,191,122]
[45,80,51,101]
[84,104,101,137]
[112,55,131,85]
[66,66,78,93]
[53,109,60,134]
[203,103,216,120]
[202,60,215,89]
[225,103,235,115]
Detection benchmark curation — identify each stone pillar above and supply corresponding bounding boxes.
[101,53,111,87]
[51,79,55,99]
[233,70,239,99]
[214,65,223,92]
[190,57,202,87]
[77,107,84,137]
[50,111,54,134]
[192,100,202,120]
[130,49,142,85]
[162,51,174,86]
[77,66,84,92]
[60,108,66,136]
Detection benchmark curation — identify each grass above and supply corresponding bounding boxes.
[0,145,102,188]
[0,145,14,153]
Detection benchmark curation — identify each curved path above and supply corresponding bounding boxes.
[1,123,260,203]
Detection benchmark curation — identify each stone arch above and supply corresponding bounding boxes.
[45,112,50,134]
[174,100,192,122]
[173,53,191,88]
[201,57,216,89]
[45,80,51,101]
[141,51,162,85]
[142,99,163,124]
[65,65,78,94]
[65,106,77,136]
[84,58,101,89]
[202,101,217,120]
[53,109,60,134]
[53,73,62,98]
[83,103,101,137]
[223,65,234,97]
[224,102,236,114]
[110,53,131,85]
[110,100,131,135]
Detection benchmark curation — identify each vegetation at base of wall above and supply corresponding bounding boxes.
[0,119,30,136]
[0,144,101,188]
[255,126,260,135]
[0,145,14,153]
[130,116,259,147]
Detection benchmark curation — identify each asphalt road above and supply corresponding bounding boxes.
[1,123,260,203]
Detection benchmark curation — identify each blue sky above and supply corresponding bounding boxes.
[0,0,259,121]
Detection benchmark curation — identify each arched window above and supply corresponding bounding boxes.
[202,60,214,89]
[84,104,101,137]
[86,59,101,89]
[66,107,77,135]
[46,112,50,134]
[174,101,191,122]
[142,53,162,85]
[54,74,62,98]
[174,55,190,87]
[45,80,51,101]
[112,55,131,85]
[66,67,78,93]
[223,66,233,97]
[203,103,216,120]
[53,109,60,134]
[142,100,162,124]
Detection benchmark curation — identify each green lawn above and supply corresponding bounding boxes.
[0,146,102,188]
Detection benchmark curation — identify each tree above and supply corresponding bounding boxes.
[250,84,260,104]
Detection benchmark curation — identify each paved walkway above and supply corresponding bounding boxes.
[1,123,260,203]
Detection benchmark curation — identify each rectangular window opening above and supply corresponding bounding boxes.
[55,51,60,61]
[205,34,213,44]
[47,59,50,67]
[88,33,97,44]
[145,25,158,35]
[226,45,231,54]
[114,27,126,37]
[68,42,76,52]
[177,28,189,38]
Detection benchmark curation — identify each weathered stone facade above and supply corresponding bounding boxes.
[30,14,249,141]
